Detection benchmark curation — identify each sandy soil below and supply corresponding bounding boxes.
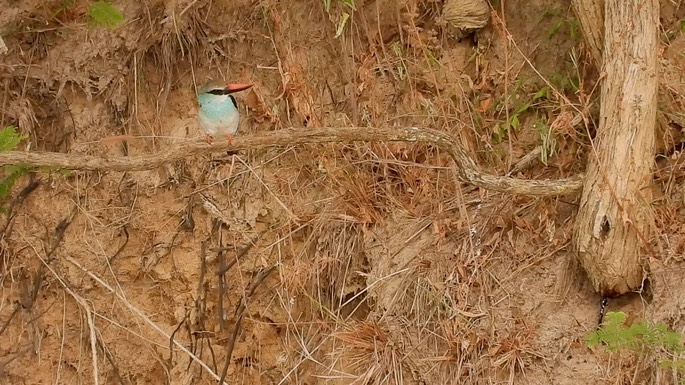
[1,0,685,384]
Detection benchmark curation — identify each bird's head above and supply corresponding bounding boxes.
[197,80,253,98]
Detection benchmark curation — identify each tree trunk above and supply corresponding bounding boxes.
[573,0,658,296]
[572,0,604,67]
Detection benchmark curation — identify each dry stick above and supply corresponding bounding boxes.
[0,303,20,337]
[0,345,33,376]
[216,234,263,332]
[0,209,74,368]
[168,313,187,376]
[36,257,101,385]
[0,178,41,237]
[95,337,125,385]
[65,256,229,385]
[20,207,77,354]
[194,241,217,372]
[216,233,264,276]
[19,206,92,382]
[0,127,583,196]
[215,222,228,331]
[218,266,276,385]
[196,240,208,329]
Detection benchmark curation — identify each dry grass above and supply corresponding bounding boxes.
[1,0,685,384]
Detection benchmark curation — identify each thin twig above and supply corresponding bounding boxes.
[215,221,227,331]
[0,177,41,237]
[64,256,229,385]
[216,232,264,276]
[0,303,20,337]
[95,337,125,385]
[218,266,276,385]
[0,127,583,196]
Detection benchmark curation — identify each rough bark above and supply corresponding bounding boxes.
[0,126,583,195]
[573,0,658,295]
[572,0,604,67]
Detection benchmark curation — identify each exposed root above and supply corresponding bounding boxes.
[0,126,583,195]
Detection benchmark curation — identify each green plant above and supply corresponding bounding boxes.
[542,8,579,40]
[535,119,555,165]
[323,0,355,38]
[87,1,124,29]
[586,312,682,352]
[492,83,551,143]
[550,71,579,94]
[660,18,685,44]
[586,312,685,381]
[0,126,29,213]
[390,41,409,80]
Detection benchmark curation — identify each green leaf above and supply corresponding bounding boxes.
[335,12,350,38]
[606,311,627,325]
[0,165,30,212]
[341,0,356,10]
[0,127,31,213]
[0,166,28,196]
[516,102,531,115]
[532,86,550,101]
[0,126,26,152]
[585,311,628,350]
[586,311,685,377]
[492,124,507,143]
[567,17,579,40]
[586,311,685,354]
[547,20,562,39]
[87,1,124,29]
[510,115,520,130]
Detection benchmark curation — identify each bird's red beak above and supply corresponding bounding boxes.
[225,83,253,93]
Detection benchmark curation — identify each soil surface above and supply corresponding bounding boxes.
[1,0,685,384]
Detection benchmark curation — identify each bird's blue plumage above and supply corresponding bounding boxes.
[197,93,237,119]
[197,92,241,138]
[196,80,252,141]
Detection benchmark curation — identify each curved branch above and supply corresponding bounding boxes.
[0,127,583,196]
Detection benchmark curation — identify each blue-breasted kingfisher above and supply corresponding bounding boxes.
[197,80,253,143]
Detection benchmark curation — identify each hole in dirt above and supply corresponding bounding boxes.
[604,278,653,315]
[339,290,372,320]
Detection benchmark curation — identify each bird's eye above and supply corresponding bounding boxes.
[208,89,231,95]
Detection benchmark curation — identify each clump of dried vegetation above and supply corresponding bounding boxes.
[1,0,685,384]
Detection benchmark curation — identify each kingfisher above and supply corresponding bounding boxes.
[197,80,253,144]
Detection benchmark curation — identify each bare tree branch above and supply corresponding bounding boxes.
[0,127,583,196]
